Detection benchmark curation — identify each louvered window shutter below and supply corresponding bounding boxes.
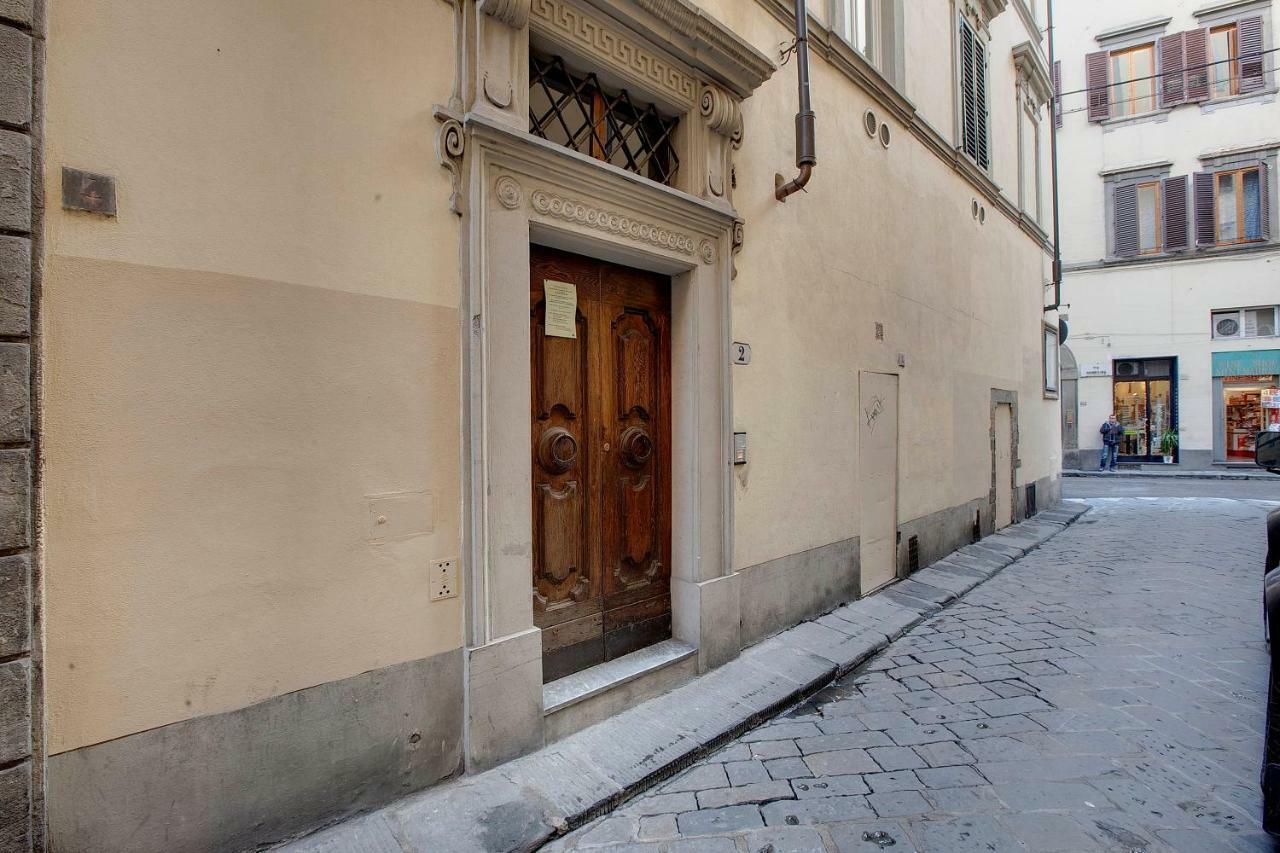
[975,38,990,169]
[1158,33,1186,107]
[960,21,977,162]
[1193,172,1216,246]
[1053,60,1063,128]
[1239,17,1266,93]
[1184,28,1210,101]
[1114,184,1139,257]
[1086,50,1110,121]
[1163,175,1190,251]
[1260,162,1272,241]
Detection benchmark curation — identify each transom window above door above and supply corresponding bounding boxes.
[529,52,681,187]
[1109,43,1156,117]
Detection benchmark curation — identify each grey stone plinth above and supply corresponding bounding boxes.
[0,237,29,336]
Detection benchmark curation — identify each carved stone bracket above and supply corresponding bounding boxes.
[731,219,744,280]
[701,85,743,147]
[434,106,466,216]
[530,189,697,255]
[479,0,530,28]
[963,0,1009,33]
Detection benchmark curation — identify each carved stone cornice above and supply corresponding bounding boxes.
[479,0,530,27]
[1012,41,1052,108]
[962,0,1009,32]
[572,0,775,98]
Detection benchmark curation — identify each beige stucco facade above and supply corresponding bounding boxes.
[1056,0,1280,468]
[33,0,1063,850]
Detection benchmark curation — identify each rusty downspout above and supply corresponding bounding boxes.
[775,0,816,202]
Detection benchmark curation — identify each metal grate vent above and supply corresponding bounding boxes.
[907,535,920,573]
[529,53,681,186]
[1025,483,1037,517]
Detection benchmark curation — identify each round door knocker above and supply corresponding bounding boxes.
[619,427,654,469]
[538,427,578,474]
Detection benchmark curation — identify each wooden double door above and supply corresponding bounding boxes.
[530,246,672,683]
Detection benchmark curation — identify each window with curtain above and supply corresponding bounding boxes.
[836,0,870,56]
[1208,23,1240,98]
[1109,43,1156,117]
[1216,166,1264,244]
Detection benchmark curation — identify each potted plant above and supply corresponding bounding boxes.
[1158,430,1179,464]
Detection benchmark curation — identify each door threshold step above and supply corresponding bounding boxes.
[544,639,696,716]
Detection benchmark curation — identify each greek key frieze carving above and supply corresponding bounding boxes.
[529,0,699,107]
[529,190,696,256]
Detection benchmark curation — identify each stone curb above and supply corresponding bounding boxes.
[273,502,1091,853]
[1062,468,1273,481]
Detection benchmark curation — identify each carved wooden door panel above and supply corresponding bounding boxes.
[531,246,671,683]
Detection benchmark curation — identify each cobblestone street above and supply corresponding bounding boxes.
[543,496,1279,853]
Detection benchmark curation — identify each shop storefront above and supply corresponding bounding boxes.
[1213,350,1280,463]
[1112,357,1177,463]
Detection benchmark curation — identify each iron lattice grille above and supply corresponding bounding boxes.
[529,53,680,186]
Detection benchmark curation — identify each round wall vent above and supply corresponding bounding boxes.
[978,206,986,224]
[863,109,878,138]
[971,200,980,219]
[878,122,891,148]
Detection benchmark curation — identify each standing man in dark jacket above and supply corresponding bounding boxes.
[1099,413,1120,471]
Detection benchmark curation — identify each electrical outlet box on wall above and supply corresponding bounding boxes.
[430,559,458,601]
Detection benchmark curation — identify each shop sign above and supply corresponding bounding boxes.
[1212,349,1280,378]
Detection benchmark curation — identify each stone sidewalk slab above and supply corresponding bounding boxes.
[1063,468,1272,481]
[273,503,1088,853]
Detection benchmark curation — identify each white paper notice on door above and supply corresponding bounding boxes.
[543,280,577,339]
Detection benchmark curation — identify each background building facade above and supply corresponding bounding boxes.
[8,0,1061,850]
[1057,0,1278,470]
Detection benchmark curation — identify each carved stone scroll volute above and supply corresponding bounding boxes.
[700,84,743,207]
[472,0,531,128]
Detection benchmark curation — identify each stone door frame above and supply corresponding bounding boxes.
[456,118,741,771]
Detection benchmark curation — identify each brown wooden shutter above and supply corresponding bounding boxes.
[1114,184,1138,257]
[1086,50,1110,121]
[1260,162,1272,241]
[1158,32,1186,107]
[1184,28,1210,102]
[960,20,978,161]
[1163,175,1190,251]
[1239,17,1266,93]
[1193,171,1216,246]
[1053,60,1063,128]
[975,38,989,168]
